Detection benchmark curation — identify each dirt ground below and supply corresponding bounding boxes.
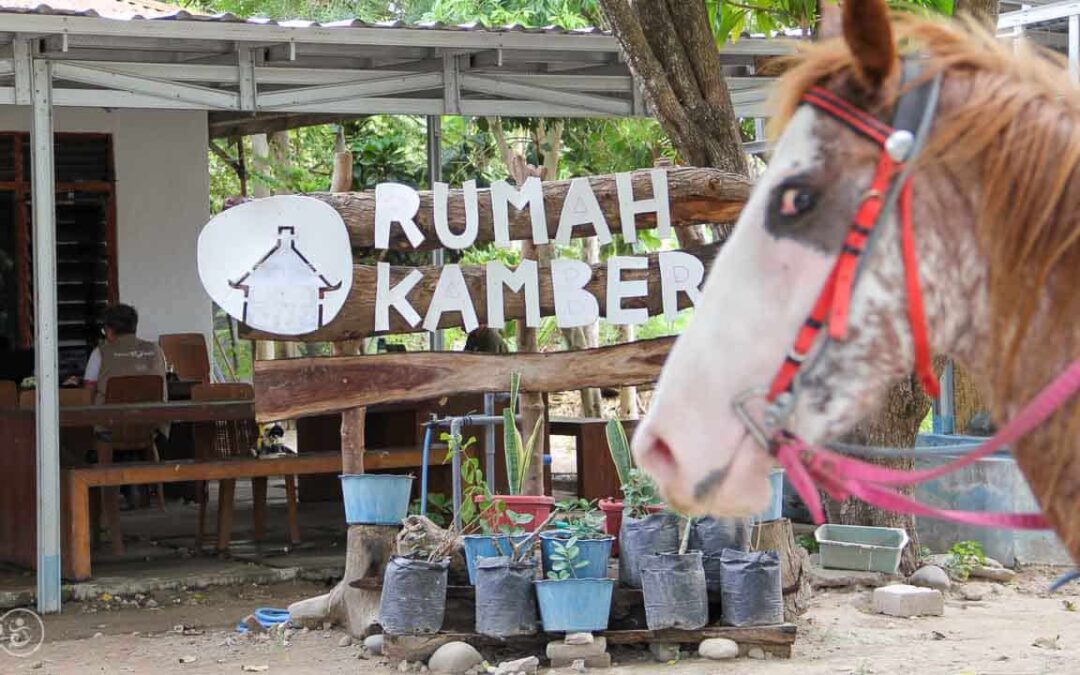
[5,569,1079,674]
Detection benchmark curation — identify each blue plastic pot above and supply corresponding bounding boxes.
[538,531,613,579]
[752,468,785,523]
[340,474,413,525]
[462,534,531,585]
[534,578,615,633]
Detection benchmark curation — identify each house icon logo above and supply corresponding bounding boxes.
[197,196,353,336]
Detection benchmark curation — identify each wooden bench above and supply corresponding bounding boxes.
[549,417,639,501]
[62,453,341,580]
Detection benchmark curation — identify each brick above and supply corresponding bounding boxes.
[546,637,606,661]
[873,584,944,617]
[548,652,611,669]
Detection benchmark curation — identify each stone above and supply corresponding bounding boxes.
[958,583,992,601]
[546,637,607,661]
[564,632,594,646]
[549,652,611,669]
[909,565,951,592]
[807,559,896,589]
[364,634,385,656]
[571,659,587,673]
[698,638,739,660]
[492,656,539,675]
[747,647,766,660]
[970,566,1016,583]
[648,642,680,663]
[428,642,483,675]
[338,635,353,647]
[873,585,945,617]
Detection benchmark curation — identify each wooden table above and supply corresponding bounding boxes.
[549,417,639,501]
[0,400,255,571]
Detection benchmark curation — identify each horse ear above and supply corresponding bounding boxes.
[816,1,842,41]
[842,0,895,88]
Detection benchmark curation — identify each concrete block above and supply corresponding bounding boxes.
[873,584,944,617]
[548,652,611,669]
[546,637,606,661]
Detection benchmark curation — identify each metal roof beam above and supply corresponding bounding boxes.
[51,61,240,109]
[258,71,443,109]
[461,73,631,115]
[999,1,1080,29]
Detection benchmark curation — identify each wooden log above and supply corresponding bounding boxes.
[242,242,719,342]
[254,337,674,421]
[309,166,749,251]
[751,518,812,622]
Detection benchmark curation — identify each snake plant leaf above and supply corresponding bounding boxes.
[606,419,633,487]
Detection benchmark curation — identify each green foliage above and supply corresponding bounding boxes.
[605,419,633,488]
[550,499,607,540]
[409,492,453,527]
[545,536,590,580]
[795,533,819,554]
[623,468,663,519]
[946,540,987,580]
[503,372,544,495]
[443,429,532,534]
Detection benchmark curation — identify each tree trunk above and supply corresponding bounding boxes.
[751,518,811,621]
[954,0,998,29]
[953,362,990,434]
[826,375,931,575]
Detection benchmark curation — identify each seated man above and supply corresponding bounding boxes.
[83,304,167,403]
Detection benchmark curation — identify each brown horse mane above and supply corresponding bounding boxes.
[768,15,1080,518]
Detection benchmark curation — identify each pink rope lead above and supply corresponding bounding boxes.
[773,358,1080,529]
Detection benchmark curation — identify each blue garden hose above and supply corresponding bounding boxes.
[236,607,290,633]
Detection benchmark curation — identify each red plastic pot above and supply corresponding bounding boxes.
[475,494,555,532]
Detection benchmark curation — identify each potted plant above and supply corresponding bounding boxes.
[599,419,664,553]
[640,516,708,630]
[474,525,545,638]
[379,521,455,635]
[534,536,616,633]
[475,372,553,532]
[540,499,613,579]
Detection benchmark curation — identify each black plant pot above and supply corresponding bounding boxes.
[640,550,709,630]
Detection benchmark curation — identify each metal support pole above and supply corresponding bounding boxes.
[31,57,62,614]
[450,417,463,531]
[484,393,496,489]
[1070,14,1079,83]
[426,115,445,352]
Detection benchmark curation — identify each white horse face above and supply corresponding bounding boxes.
[633,105,921,516]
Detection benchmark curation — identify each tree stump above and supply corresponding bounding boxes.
[751,518,812,622]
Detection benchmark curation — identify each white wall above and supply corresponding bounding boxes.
[0,106,212,343]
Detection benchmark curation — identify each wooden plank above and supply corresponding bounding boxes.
[8,400,259,428]
[242,242,719,342]
[604,624,798,645]
[310,166,749,251]
[254,337,674,421]
[68,453,343,488]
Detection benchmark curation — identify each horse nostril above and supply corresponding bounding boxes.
[634,432,678,484]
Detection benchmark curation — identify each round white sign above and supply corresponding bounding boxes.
[198,195,353,336]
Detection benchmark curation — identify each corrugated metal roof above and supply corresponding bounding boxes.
[0,2,609,34]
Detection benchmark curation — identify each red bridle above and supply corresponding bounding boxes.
[753,81,1080,531]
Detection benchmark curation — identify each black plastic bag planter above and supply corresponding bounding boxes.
[379,556,450,635]
[618,512,681,588]
[475,556,539,638]
[719,549,784,627]
[640,551,709,631]
[691,516,751,600]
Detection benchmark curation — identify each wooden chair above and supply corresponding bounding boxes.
[18,388,93,409]
[0,381,16,408]
[159,333,211,384]
[95,374,166,555]
[191,383,300,551]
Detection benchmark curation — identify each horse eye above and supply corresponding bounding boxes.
[779,187,815,217]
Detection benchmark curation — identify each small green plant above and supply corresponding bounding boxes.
[545,536,589,580]
[504,372,544,496]
[622,468,664,518]
[795,534,819,554]
[550,498,607,540]
[946,540,987,580]
[408,492,453,527]
[443,429,533,535]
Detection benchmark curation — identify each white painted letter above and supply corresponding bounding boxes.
[433,180,480,249]
[658,251,705,321]
[424,264,479,333]
[615,169,671,242]
[606,255,649,325]
[491,176,547,247]
[486,259,540,329]
[375,262,423,331]
[375,183,425,249]
[556,177,611,246]
[551,259,600,328]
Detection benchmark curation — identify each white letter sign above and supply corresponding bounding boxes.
[551,259,600,328]
[433,180,480,250]
[606,255,649,325]
[486,260,541,329]
[658,251,705,321]
[556,178,612,246]
[491,176,548,247]
[375,183,425,249]
[424,264,479,333]
[375,263,423,331]
[615,169,671,243]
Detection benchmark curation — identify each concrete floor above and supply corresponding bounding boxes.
[0,478,349,609]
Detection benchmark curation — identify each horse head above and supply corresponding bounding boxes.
[634,0,1080,536]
